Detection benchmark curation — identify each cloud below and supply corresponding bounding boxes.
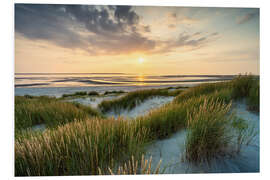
[236,11,259,24]
[114,6,139,25]
[163,12,198,29]
[172,32,210,49]
[193,32,201,36]
[167,12,197,25]
[15,4,217,56]
[210,32,219,36]
[15,4,155,55]
[143,25,151,32]
[153,32,218,54]
[15,4,89,50]
[168,24,176,29]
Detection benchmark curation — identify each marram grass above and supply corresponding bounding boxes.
[98,88,181,113]
[15,117,149,176]
[15,96,101,131]
[15,75,260,176]
[15,90,240,176]
[98,155,163,175]
[185,99,233,163]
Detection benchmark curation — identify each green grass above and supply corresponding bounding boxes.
[136,88,233,140]
[166,85,190,89]
[62,91,100,98]
[62,91,87,98]
[103,90,125,95]
[231,74,255,99]
[15,75,260,176]
[174,74,259,110]
[15,117,149,176]
[15,96,101,131]
[247,79,260,112]
[15,91,235,176]
[231,115,258,153]
[230,74,259,112]
[173,81,231,103]
[88,91,99,96]
[98,88,181,113]
[185,99,233,163]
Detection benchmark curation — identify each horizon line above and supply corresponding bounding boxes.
[15,72,259,76]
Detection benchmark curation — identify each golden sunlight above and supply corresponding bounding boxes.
[138,57,144,64]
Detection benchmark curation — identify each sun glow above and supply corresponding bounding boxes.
[138,57,144,64]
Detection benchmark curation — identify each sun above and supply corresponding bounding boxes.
[138,57,144,64]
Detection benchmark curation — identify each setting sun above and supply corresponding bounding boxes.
[138,57,144,64]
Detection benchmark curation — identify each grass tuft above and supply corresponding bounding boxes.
[247,80,259,112]
[99,88,178,113]
[15,96,101,131]
[231,115,258,153]
[98,155,163,175]
[231,74,256,99]
[173,81,230,103]
[62,91,100,98]
[103,90,125,95]
[15,117,149,176]
[88,91,99,96]
[185,99,233,163]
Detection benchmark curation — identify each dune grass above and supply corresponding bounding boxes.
[231,74,259,112]
[13,95,197,176]
[185,99,233,163]
[136,88,233,140]
[182,75,259,163]
[231,74,255,99]
[15,75,260,176]
[15,96,101,131]
[15,91,234,176]
[175,74,259,110]
[88,91,100,96]
[173,81,231,103]
[62,91,100,98]
[231,115,258,153]
[247,79,260,112]
[15,117,150,176]
[103,90,125,95]
[98,88,181,113]
[166,85,190,89]
[98,155,163,175]
[62,91,87,98]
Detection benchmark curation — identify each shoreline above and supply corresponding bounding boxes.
[15,74,239,90]
[15,78,234,88]
[14,80,229,98]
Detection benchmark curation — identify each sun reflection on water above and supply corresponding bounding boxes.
[136,74,146,86]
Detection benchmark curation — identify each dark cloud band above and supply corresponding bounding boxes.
[15,4,219,56]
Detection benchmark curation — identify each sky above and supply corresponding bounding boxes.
[15,4,260,75]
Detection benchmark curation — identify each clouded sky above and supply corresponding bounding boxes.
[15,4,259,75]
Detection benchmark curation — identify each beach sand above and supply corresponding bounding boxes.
[144,100,259,173]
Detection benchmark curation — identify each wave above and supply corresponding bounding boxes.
[15,74,235,88]
[15,83,50,87]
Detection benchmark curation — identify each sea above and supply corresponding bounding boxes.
[15,73,234,97]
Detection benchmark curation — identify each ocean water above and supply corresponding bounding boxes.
[15,73,234,97]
